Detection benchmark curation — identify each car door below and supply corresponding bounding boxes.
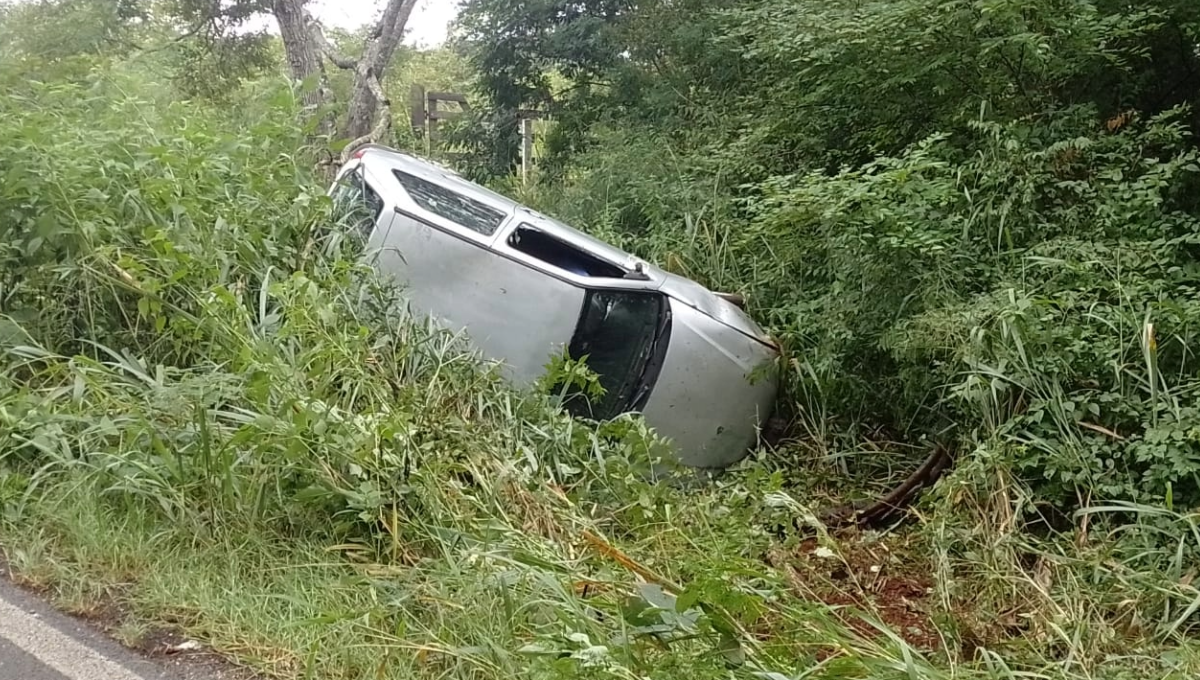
[560,288,671,420]
[368,168,588,386]
[495,219,673,420]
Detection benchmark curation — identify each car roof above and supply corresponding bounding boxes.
[363,146,521,211]
[353,145,774,346]
[359,145,649,270]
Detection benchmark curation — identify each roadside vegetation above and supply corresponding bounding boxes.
[3,1,1200,679]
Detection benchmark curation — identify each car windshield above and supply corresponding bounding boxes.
[561,290,669,420]
[330,170,383,241]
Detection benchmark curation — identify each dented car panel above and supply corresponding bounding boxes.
[330,145,780,469]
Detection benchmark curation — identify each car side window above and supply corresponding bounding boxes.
[331,170,384,241]
[393,170,506,236]
[507,223,627,278]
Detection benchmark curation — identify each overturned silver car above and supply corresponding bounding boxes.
[328,145,779,469]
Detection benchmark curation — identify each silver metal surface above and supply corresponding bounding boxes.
[371,210,586,386]
[640,301,779,468]
[333,146,781,468]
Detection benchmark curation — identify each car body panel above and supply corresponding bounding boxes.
[370,208,587,385]
[655,272,773,347]
[332,146,781,468]
[640,300,779,468]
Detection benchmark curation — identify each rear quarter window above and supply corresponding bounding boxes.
[393,170,507,236]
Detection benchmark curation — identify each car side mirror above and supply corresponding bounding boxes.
[623,261,651,281]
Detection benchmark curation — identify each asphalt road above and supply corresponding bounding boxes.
[0,577,233,680]
[0,636,71,680]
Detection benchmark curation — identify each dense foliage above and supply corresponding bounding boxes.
[457,0,1200,513]
[6,1,1200,679]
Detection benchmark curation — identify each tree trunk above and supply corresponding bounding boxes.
[341,0,418,140]
[271,0,332,135]
[271,0,416,150]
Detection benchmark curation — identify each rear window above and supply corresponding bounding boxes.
[393,170,506,236]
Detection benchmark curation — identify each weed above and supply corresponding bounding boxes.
[4,13,1200,680]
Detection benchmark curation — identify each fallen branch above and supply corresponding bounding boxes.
[817,442,955,528]
[581,530,681,592]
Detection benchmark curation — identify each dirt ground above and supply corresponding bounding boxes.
[768,530,943,651]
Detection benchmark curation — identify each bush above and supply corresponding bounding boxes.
[511,105,1200,517]
[0,66,679,544]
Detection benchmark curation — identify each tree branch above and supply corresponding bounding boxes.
[341,71,393,163]
[133,14,220,56]
[308,14,357,70]
[340,0,416,140]
[364,70,389,104]
[369,0,419,72]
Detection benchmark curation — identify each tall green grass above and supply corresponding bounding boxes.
[4,59,1200,680]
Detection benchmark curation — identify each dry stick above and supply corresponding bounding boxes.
[818,443,955,528]
[580,530,768,662]
[580,530,681,592]
[851,445,950,525]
